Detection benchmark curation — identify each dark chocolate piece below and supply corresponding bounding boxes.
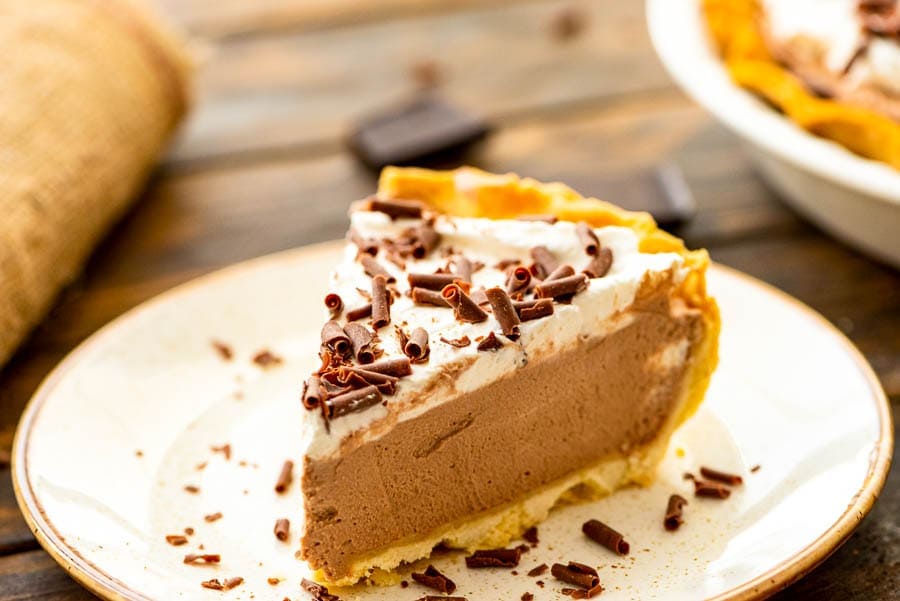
[442,283,489,323]
[211,340,233,361]
[302,377,322,410]
[440,335,471,347]
[562,583,604,598]
[348,228,379,255]
[360,255,395,283]
[517,214,558,224]
[184,553,221,565]
[166,534,188,546]
[465,547,522,568]
[321,321,351,357]
[412,286,451,307]
[506,266,532,296]
[274,518,290,541]
[522,593,535,601]
[469,288,489,306]
[551,562,600,589]
[514,298,555,321]
[346,303,373,321]
[323,385,382,420]
[751,464,761,473]
[204,512,223,523]
[411,564,457,594]
[411,223,441,258]
[361,357,412,377]
[452,256,474,283]
[366,197,424,220]
[584,247,613,279]
[201,577,243,591]
[252,349,283,367]
[275,460,293,494]
[664,494,688,531]
[534,274,588,300]
[529,245,559,279]
[576,221,600,255]
[700,466,744,486]
[371,274,391,329]
[523,526,539,544]
[694,479,732,499]
[528,563,548,577]
[485,287,521,339]
[544,264,575,282]
[345,322,376,363]
[476,332,503,351]
[404,327,430,361]
[324,293,343,318]
[301,578,341,601]
[582,519,630,555]
[409,272,459,291]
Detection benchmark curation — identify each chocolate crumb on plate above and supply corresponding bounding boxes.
[252,349,283,368]
[440,335,471,348]
[694,479,732,499]
[751,464,762,473]
[528,563,548,577]
[211,340,233,361]
[700,466,744,486]
[665,494,688,531]
[551,561,600,589]
[183,485,200,494]
[165,535,188,546]
[201,578,242,591]
[184,553,221,565]
[204,512,223,523]
[274,460,294,494]
[274,518,290,541]
[211,444,231,461]
[267,577,280,585]
[465,547,522,568]
[301,578,342,601]
[562,584,604,599]
[184,527,194,535]
[476,331,504,351]
[523,526,539,545]
[582,519,630,555]
[411,564,456,594]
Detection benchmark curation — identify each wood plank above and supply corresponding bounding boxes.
[167,0,672,166]
[0,549,94,601]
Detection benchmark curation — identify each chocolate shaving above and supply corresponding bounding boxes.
[345,303,373,321]
[517,214,558,224]
[529,245,559,279]
[544,264,575,282]
[302,377,322,410]
[551,562,600,589]
[323,385,382,419]
[349,228,379,255]
[442,284,489,323]
[321,321,351,357]
[523,526,539,544]
[476,332,504,351]
[324,293,343,318]
[534,274,588,301]
[562,583,604,598]
[201,577,243,591]
[371,274,391,329]
[274,460,293,494]
[184,485,200,494]
[582,519,630,555]
[361,357,412,377]
[204,512,223,523]
[345,322,377,363]
[452,256,474,283]
[664,494,688,531]
[515,298,554,321]
[485,287,521,339]
[506,266,532,295]
[700,466,744,486]
[211,443,231,460]
[751,464,761,473]
[360,255,396,283]
[440,335,471,348]
[409,272,459,291]
[694,479,732,499]
[301,578,341,601]
[367,197,424,220]
[412,286,451,307]
[184,553,221,565]
[274,518,290,541]
[339,367,399,394]
[576,221,600,255]
[528,563,548,577]
[411,564,457,594]
[584,247,613,279]
[465,547,522,568]
[411,223,441,258]
[166,535,188,546]
[253,349,282,367]
[404,327,430,361]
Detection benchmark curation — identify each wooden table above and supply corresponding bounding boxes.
[0,1,897,598]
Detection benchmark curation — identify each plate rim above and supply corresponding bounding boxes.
[11,242,894,601]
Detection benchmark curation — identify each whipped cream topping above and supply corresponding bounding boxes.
[299,211,686,460]
[762,0,900,97]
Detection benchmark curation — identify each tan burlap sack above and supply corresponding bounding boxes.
[0,0,192,367]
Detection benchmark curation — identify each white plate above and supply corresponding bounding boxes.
[13,242,892,601]
[647,0,900,269]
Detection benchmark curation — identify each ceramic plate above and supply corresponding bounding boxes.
[13,241,892,601]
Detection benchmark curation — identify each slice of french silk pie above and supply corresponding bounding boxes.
[299,167,721,585]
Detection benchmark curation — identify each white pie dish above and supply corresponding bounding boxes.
[647,0,900,269]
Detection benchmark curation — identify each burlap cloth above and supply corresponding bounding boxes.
[0,0,192,367]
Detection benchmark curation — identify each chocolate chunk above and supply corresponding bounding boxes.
[404,327,430,361]
[274,518,290,541]
[345,303,373,322]
[184,553,221,565]
[751,464,761,473]
[440,335,471,348]
[201,577,242,591]
[514,298,555,321]
[211,340,233,361]
[348,228,379,255]
[371,275,391,329]
[485,287,521,339]
[664,494,688,531]
[442,283,489,323]
[694,479,732,499]
[476,332,504,351]
[361,357,412,377]
[582,519,630,555]
[452,256,474,283]
[348,96,490,170]
[551,562,600,589]
[411,223,441,258]
[344,322,377,363]
[366,197,424,220]
[166,534,188,546]
[323,385,382,419]
[184,485,200,494]
[584,247,613,279]
[576,221,600,255]
[253,349,283,367]
[528,563,548,577]
[412,286,451,307]
[275,460,293,494]
[529,245,559,279]
[534,274,588,301]
[517,214,558,224]
[204,512,223,523]
[465,547,522,568]
[523,526,539,545]
[544,264,575,282]
[522,594,534,601]
[324,293,343,318]
[506,266,532,296]
[321,321,351,357]
[360,255,396,283]
[409,272,459,291]
[301,578,341,601]
[700,466,744,486]
[302,377,322,410]
[411,564,457,594]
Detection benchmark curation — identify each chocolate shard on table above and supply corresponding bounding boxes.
[296,167,720,586]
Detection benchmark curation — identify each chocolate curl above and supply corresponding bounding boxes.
[412,286,451,307]
[411,565,457,594]
[274,518,290,541]
[371,274,391,329]
[184,554,221,565]
[324,293,343,318]
[323,385,382,419]
[517,214,558,224]
[348,228,378,255]
[505,266,532,295]
[544,264,575,282]
[469,288,489,306]
[476,332,503,351]
[534,274,588,300]
[412,223,440,258]
[694,479,732,499]
[551,562,600,589]
[360,255,395,283]
[274,460,293,493]
[344,322,376,363]
[576,221,600,255]
[485,287,521,340]
[404,327,430,361]
[302,377,322,410]
[529,245,558,279]
[582,519,630,555]
[363,357,413,377]
[452,256,474,283]
[442,283,489,323]
[700,466,744,486]
[584,247,613,279]
[465,547,522,568]
[664,494,688,531]
[320,320,351,357]
[340,366,399,390]
[366,197,424,219]
[408,272,458,291]
[514,298,555,322]
[345,303,373,321]
[441,335,471,348]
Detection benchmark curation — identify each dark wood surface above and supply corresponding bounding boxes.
[0,0,897,598]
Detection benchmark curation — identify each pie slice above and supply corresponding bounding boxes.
[298,167,720,585]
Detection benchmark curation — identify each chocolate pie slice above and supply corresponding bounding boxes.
[298,167,720,585]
